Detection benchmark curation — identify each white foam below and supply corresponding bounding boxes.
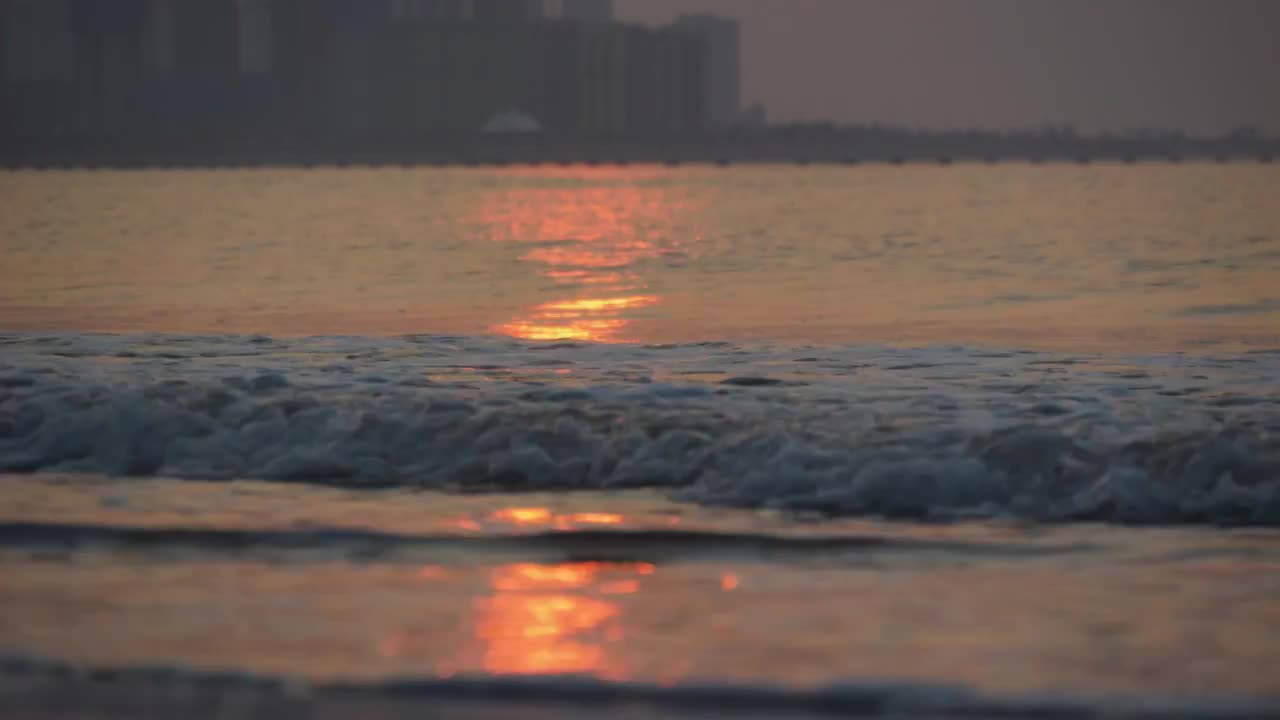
[1,333,1277,524]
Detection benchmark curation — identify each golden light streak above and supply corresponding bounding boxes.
[569,512,625,526]
[469,561,656,679]
[542,296,660,313]
[477,179,693,343]
[417,566,450,581]
[491,508,554,525]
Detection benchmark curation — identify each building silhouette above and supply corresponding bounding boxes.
[0,0,717,154]
[673,13,740,129]
[388,0,466,21]
[473,0,542,24]
[562,0,613,23]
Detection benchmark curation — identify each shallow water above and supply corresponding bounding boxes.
[1,164,1278,349]
[3,477,1280,700]
[1,165,1279,710]
[1,332,1278,523]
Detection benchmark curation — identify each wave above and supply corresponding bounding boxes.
[2,333,1279,525]
[1,653,1274,719]
[0,520,1086,562]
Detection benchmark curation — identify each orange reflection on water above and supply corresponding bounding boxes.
[485,507,629,531]
[494,563,599,591]
[599,579,641,595]
[494,295,661,343]
[570,512,624,526]
[491,508,554,526]
[495,317,628,343]
[417,566,451,582]
[545,270,625,285]
[444,516,483,532]
[543,296,660,313]
[473,562,652,678]
[521,245,653,269]
[479,174,692,343]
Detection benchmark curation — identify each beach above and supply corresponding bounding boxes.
[2,164,1279,716]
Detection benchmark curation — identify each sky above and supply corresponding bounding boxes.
[616,0,1280,135]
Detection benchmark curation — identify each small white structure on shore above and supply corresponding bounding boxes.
[482,110,543,135]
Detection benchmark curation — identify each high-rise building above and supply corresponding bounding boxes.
[432,0,467,20]
[0,0,718,145]
[2,0,75,86]
[0,1,8,86]
[575,23,625,135]
[536,22,579,133]
[674,13,739,130]
[168,0,241,135]
[389,0,465,21]
[67,0,150,136]
[237,0,272,74]
[562,0,611,23]
[173,0,239,87]
[139,0,177,76]
[623,24,700,135]
[1,0,77,139]
[473,0,542,23]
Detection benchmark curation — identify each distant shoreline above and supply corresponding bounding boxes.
[1,147,1275,170]
[2,129,1276,170]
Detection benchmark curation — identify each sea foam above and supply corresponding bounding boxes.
[1,333,1277,525]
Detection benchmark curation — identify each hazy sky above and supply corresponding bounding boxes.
[616,0,1280,135]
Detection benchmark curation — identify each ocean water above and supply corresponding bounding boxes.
[1,164,1279,716]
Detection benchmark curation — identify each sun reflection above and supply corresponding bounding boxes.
[491,508,554,526]
[599,580,640,595]
[494,318,628,342]
[484,507,630,531]
[472,562,653,678]
[445,516,483,532]
[477,175,693,343]
[544,270,625,285]
[570,512,624,526]
[417,566,450,581]
[494,563,600,591]
[542,296,660,313]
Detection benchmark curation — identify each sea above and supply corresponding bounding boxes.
[1,163,1279,718]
